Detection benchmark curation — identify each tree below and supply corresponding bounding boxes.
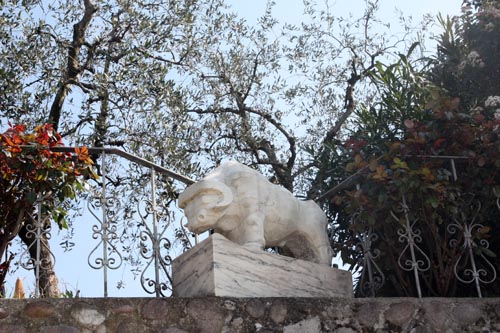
[0,0,437,295]
[317,1,500,297]
[1,0,240,295]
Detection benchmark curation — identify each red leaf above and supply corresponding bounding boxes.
[433,138,446,149]
[473,114,485,123]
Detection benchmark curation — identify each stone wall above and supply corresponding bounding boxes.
[0,297,498,332]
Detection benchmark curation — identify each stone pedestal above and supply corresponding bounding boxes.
[172,233,353,298]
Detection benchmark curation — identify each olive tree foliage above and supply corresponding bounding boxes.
[1,0,235,295]
[1,0,229,172]
[182,0,429,195]
[177,2,296,188]
[0,0,428,201]
[283,1,432,197]
[0,0,430,294]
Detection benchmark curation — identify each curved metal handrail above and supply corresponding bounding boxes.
[28,146,195,185]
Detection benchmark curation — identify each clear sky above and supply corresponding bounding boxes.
[6,0,464,298]
[231,0,461,30]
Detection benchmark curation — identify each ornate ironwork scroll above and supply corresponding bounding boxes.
[352,208,385,297]
[18,198,55,297]
[448,202,496,298]
[138,168,173,297]
[391,194,430,298]
[87,151,123,297]
[356,227,386,297]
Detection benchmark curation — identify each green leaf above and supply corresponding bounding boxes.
[481,247,497,258]
[407,41,420,57]
[61,184,75,200]
[428,197,439,209]
[27,191,37,204]
[52,208,68,229]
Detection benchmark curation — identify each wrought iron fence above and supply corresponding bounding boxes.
[14,147,195,297]
[323,156,499,298]
[11,149,500,298]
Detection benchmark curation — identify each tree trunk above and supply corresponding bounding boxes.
[18,219,60,297]
[48,0,97,130]
[0,208,25,294]
[41,0,98,298]
[0,210,23,266]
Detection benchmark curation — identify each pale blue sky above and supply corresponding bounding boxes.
[7,0,464,297]
[231,0,461,28]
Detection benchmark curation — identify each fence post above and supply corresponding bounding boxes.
[448,203,496,298]
[18,197,54,297]
[392,194,430,298]
[356,226,385,297]
[87,151,122,297]
[139,167,173,297]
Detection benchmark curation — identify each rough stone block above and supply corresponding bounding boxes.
[284,316,321,333]
[172,233,353,298]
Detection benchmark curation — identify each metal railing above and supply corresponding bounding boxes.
[16,146,195,297]
[13,149,499,298]
[327,156,499,298]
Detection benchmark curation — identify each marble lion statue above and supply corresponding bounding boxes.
[178,161,333,266]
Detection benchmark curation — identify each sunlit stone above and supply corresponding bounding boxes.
[172,233,353,298]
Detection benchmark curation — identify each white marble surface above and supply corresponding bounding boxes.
[178,161,333,265]
[173,234,353,298]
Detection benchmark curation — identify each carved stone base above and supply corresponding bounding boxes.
[172,233,353,298]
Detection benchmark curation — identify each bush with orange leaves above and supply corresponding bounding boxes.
[0,123,97,290]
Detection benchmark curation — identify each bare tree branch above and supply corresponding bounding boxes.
[60,116,94,137]
[187,104,296,190]
[135,47,190,66]
[307,48,384,199]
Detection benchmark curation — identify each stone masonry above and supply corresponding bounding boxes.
[0,297,499,332]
